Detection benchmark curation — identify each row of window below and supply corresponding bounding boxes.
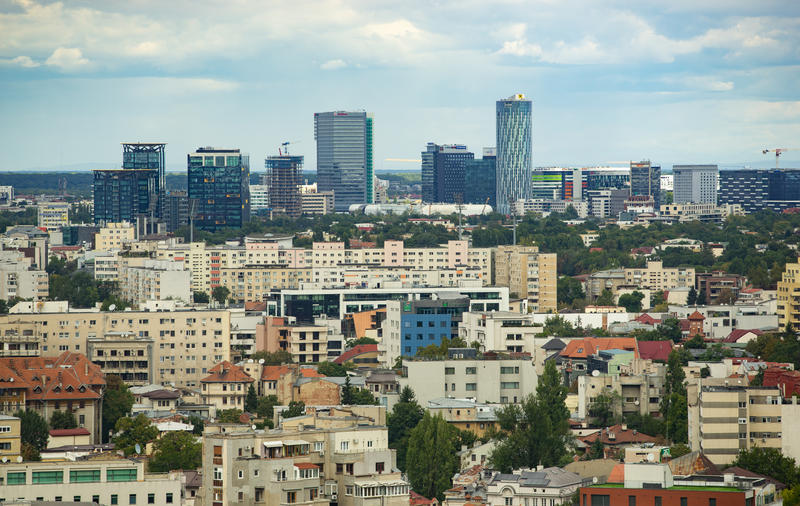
[6,468,136,485]
[0,494,173,505]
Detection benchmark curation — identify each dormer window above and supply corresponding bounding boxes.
[66,385,74,392]
[53,386,61,393]
[79,385,86,392]
[34,386,42,393]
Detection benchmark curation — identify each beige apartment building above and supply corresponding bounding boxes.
[494,245,557,312]
[0,415,21,459]
[201,361,255,411]
[301,190,335,215]
[262,316,330,364]
[0,262,48,300]
[87,332,154,386]
[778,262,800,331]
[117,258,192,304]
[200,422,408,506]
[37,202,70,231]
[219,265,313,303]
[693,385,782,465]
[624,260,695,291]
[94,221,135,251]
[0,304,230,388]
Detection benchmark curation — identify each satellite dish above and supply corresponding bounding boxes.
[258,359,265,365]
[647,453,655,462]
[134,443,142,454]
[592,477,598,484]
[109,304,116,311]
[252,424,257,430]
[16,456,22,463]
[2,457,7,463]
[591,370,600,377]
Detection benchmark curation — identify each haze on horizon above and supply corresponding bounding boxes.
[1,0,799,172]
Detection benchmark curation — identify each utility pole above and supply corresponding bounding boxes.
[455,193,464,241]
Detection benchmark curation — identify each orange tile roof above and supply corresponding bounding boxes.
[334,344,378,364]
[294,462,320,469]
[201,361,254,383]
[688,311,705,321]
[579,424,657,446]
[261,365,290,381]
[559,338,639,359]
[0,353,105,402]
[608,463,625,483]
[299,368,324,378]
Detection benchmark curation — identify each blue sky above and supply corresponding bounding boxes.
[1,0,799,172]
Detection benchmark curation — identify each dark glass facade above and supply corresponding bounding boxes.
[421,143,474,203]
[630,161,661,207]
[265,155,302,217]
[719,169,800,212]
[187,148,250,231]
[464,155,497,208]
[163,190,189,232]
[93,169,158,224]
[122,143,165,217]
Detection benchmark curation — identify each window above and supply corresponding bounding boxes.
[340,441,349,451]
[93,496,100,504]
[148,494,155,504]
[70,469,100,483]
[445,367,455,375]
[238,470,244,479]
[501,382,520,389]
[680,499,687,506]
[466,383,477,391]
[590,496,610,506]
[505,498,513,506]
[628,497,635,506]
[655,498,661,506]
[129,494,137,504]
[107,468,137,481]
[376,462,385,473]
[32,470,63,484]
[7,472,25,484]
[287,491,297,503]
[466,367,477,374]
[111,495,119,505]
[708,500,716,506]
[166,493,174,503]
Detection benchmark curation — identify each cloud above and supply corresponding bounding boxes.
[0,55,39,67]
[320,59,347,70]
[45,47,89,70]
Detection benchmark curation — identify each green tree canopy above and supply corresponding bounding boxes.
[186,415,204,435]
[14,410,49,460]
[388,386,424,472]
[405,412,460,501]
[217,409,245,424]
[102,375,134,443]
[588,390,620,427]
[211,286,230,305]
[148,431,202,472]
[618,291,645,312]
[661,350,688,443]
[245,384,258,413]
[733,447,800,488]
[317,361,351,377]
[50,410,77,430]
[112,414,158,456]
[256,395,280,419]
[249,350,294,365]
[283,401,305,418]
[193,291,210,303]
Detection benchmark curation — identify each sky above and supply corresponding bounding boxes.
[1,0,800,172]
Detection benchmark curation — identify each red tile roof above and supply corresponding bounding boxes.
[579,424,657,446]
[333,344,378,364]
[559,338,639,359]
[688,311,705,321]
[261,365,290,381]
[299,368,324,378]
[634,314,661,325]
[49,428,90,437]
[0,353,105,402]
[723,329,763,343]
[294,462,320,469]
[201,361,254,383]
[410,491,439,506]
[638,341,673,361]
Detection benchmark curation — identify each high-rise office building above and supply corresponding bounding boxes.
[187,147,250,231]
[496,94,532,214]
[265,155,302,218]
[719,168,800,213]
[464,148,497,209]
[162,190,189,232]
[93,169,158,224]
[630,160,661,208]
[421,143,474,203]
[673,165,718,204]
[122,143,166,217]
[314,111,374,211]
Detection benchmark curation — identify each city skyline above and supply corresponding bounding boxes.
[1,1,799,171]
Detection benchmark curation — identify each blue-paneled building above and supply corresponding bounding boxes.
[401,297,469,357]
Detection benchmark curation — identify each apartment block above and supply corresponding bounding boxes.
[37,202,69,231]
[778,261,800,331]
[301,190,335,215]
[87,332,154,385]
[624,260,695,291]
[0,415,21,459]
[117,258,192,304]
[402,356,537,407]
[0,458,181,504]
[494,245,557,312]
[261,316,330,364]
[0,303,231,388]
[94,221,136,251]
[458,311,543,354]
[220,266,313,303]
[427,397,499,437]
[577,364,666,421]
[694,385,782,465]
[201,361,255,411]
[0,260,48,300]
[200,422,408,506]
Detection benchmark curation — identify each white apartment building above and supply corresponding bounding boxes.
[37,202,69,231]
[0,303,231,388]
[458,312,544,354]
[669,302,778,340]
[402,357,537,408]
[118,259,192,305]
[92,251,119,281]
[94,222,135,251]
[249,184,270,211]
[624,260,695,291]
[486,468,584,506]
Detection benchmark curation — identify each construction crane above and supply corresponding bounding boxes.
[763,148,798,169]
[480,197,490,215]
[279,140,300,156]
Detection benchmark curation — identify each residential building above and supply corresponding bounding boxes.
[163,190,189,232]
[624,260,695,291]
[249,184,270,212]
[201,361,255,411]
[117,259,192,304]
[669,303,778,340]
[696,271,748,304]
[0,352,105,443]
[630,160,661,208]
[261,316,330,364]
[577,364,666,420]
[579,463,779,506]
[399,297,469,357]
[0,415,21,459]
[315,110,374,210]
[586,188,628,219]
[122,142,166,217]
[94,222,135,251]
[0,457,182,505]
[334,344,380,369]
[220,265,312,303]
[0,259,48,300]
[266,155,302,217]
[494,245,557,312]
[673,164,719,204]
[513,198,589,218]
[187,147,251,231]
[496,94,532,214]
[585,269,626,300]
[87,332,154,385]
[0,186,13,205]
[37,202,69,231]
[659,202,742,223]
[778,261,800,331]
[199,422,408,506]
[458,311,544,354]
[301,190,335,215]
[487,467,584,506]
[402,355,537,407]
[464,148,497,209]
[0,304,231,388]
[93,168,158,224]
[428,398,499,437]
[693,384,782,465]
[93,251,119,281]
[421,143,474,203]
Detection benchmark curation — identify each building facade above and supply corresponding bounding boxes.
[496,94,532,214]
[421,143,474,203]
[630,160,661,208]
[265,155,302,217]
[494,245,557,312]
[673,164,719,204]
[187,147,251,231]
[315,111,374,211]
[37,202,69,231]
[624,261,695,291]
[93,169,158,224]
[94,222,135,251]
[122,142,166,217]
[464,148,497,209]
[778,261,800,331]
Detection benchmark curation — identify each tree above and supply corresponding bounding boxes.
[661,351,688,443]
[102,375,134,443]
[687,286,698,305]
[696,289,707,306]
[193,291,210,304]
[717,288,736,305]
[341,376,354,405]
[684,335,706,349]
[618,291,645,312]
[624,413,665,438]
[211,286,230,305]
[557,276,586,307]
[405,412,460,501]
[350,388,378,405]
[249,350,293,365]
[217,409,244,424]
[15,410,48,460]
[651,290,666,308]
[536,360,571,462]
[596,289,615,306]
[283,401,305,418]
[148,431,202,472]
[658,318,683,343]
[669,443,692,459]
[588,438,605,460]
[50,410,77,429]
[317,361,350,377]
[245,384,258,413]
[588,390,620,427]
[732,447,800,488]
[388,386,424,471]
[186,415,204,435]
[112,414,158,456]
[256,395,279,419]
[346,337,379,348]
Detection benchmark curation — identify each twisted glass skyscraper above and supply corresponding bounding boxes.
[496,94,532,214]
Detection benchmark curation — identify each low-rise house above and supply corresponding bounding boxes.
[47,428,91,448]
[428,398,499,437]
[578,424,658,458]
[201,361,255,411]
[486,467,585,506]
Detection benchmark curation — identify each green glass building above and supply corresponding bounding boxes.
[187,147,250,231]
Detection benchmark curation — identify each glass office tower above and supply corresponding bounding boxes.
[630,160,661,208]
[265,155,303,218]
[187,147,250,231]
[464,148,497,209]
[93,169,158,224]
[122,143,166,217]
[421,143,474,203]
[314,111,374,211]
[496,94,532,214]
